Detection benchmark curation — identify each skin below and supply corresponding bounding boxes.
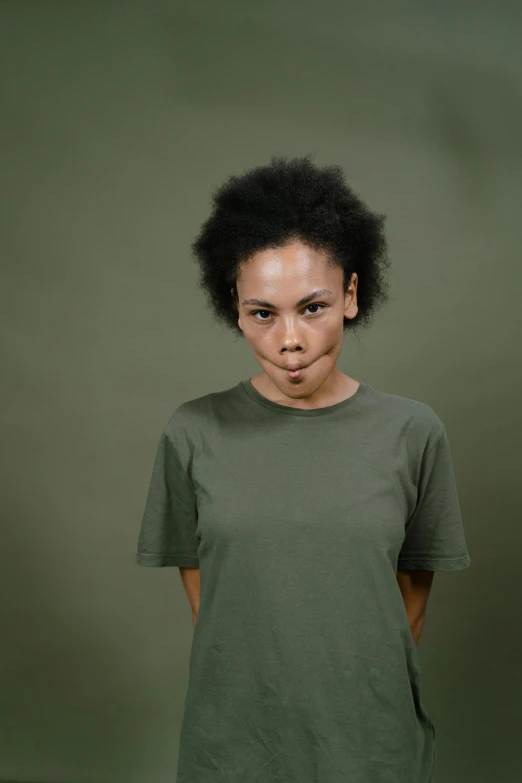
[233,239,360,409]
[180,239,433,640]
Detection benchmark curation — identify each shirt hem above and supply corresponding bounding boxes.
[135,552,199,567]
[397,553,471,571]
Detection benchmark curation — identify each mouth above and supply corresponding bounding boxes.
[285,364,305,380]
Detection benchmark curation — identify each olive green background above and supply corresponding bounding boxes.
[1,1,520,782]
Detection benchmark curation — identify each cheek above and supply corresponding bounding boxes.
[321,334,342,357]
[247,334,271,357]
[325,322,345,344]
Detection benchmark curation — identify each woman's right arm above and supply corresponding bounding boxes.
[179,567,200,627]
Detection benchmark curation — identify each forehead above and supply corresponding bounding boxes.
[239,241,335,285]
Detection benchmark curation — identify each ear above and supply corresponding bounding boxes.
[344,274,358,320]
[231,287,243,332]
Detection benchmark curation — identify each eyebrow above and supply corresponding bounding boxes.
[241,289,333,309]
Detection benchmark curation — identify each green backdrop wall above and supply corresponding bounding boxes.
[1,1,520,782]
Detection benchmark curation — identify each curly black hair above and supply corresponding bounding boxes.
[191,154,392,341]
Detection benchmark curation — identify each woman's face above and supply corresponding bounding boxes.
[233,240,358,403]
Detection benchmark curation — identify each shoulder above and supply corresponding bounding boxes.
[162,383,236,442]
[365,383,446,450]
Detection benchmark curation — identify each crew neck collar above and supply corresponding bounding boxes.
[239,377,369,417]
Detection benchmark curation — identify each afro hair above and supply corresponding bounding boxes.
[191,154,391,340]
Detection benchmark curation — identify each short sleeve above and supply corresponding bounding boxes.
[135,428,199,568]
[397,429,471,572]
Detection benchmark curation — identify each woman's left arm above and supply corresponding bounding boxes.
[396,569,435,645]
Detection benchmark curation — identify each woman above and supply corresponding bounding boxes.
[136,155,471,783]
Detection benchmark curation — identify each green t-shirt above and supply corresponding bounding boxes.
[136,378,471,783]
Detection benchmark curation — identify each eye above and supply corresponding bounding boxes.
[251,303,325,321]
